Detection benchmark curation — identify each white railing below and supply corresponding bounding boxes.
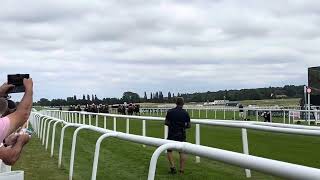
[31,114,320,179]
[32,110,320,179]
[44,109,320,168]
[139,107,320,124]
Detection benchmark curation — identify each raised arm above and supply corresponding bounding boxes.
[6,78,33,136]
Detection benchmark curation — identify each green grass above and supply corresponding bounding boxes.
[13,113,320,180]
[240,98,301,107]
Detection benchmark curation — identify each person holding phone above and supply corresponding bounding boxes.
[0,77,33,165]
[0,78,33,141]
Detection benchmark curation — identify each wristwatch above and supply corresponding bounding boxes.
[2,139,8,147]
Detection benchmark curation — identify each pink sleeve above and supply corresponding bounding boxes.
[0,117,10,143]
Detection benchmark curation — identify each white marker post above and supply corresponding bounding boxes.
[307,87,312,125]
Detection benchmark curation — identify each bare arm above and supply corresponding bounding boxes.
[0,134,29,165]
[7,79,33,136]
[0,83,15,97]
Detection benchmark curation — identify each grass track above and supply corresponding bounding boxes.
[13,111,320,180]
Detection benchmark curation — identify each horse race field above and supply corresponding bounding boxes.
[13,104,320,180]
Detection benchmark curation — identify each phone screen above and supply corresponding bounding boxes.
[7,74,30,93]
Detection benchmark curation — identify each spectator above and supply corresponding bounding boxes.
[165,97,191,174]
[75,105,82,111]
[0,79,33,165]
[262,111,271,122]
[128,103,134,115]
[239,104,245,120]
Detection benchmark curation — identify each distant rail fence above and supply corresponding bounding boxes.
[32,109,320,179]
[137,107,320,125]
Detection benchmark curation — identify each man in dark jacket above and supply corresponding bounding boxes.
[165,97,191,174]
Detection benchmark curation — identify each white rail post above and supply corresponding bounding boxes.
[75,113,78,123]
[215,110,217,119]
[143,120,146,147]
[51,120,63,157]
[104,116,107,129]
[45,120,55,150]
[234,110,236,120]
[126,118,130,134]
[96,115,98,127]
[242,128,251,178]
[89,114,92,125]
[195,124,200,163]
[79,113,81,124]
[72,113,75,123]
[224,109,226,119]
[270,111,273,122]
[283,110,286,124]
[288,111,291,124]
[308,92,311,125]
[192,109,194,118]
[113,117,117,131]
[83,114,86,124]
[198,109,201,118]
[256,110,259,121]
[91,132,119,180]
[164,126,168,139]
[206,109,208,118]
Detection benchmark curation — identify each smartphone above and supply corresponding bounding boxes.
[20,128,34,135]
[7,74,30,93]
[25,129,34,135]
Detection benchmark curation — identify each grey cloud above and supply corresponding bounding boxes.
[0,0,318,100]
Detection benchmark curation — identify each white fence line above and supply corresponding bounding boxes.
[31,113,320,179]
[140,107,320,123]
[44,109,320,171]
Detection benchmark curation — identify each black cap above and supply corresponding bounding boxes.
[7,100,16,110]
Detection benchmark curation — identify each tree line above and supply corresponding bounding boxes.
[34,85,304,106]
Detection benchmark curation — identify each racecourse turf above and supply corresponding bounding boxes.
[13,110,320,180]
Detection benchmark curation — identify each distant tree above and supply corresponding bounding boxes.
[144,92,148,101]
[35,85,304,107]
[66,97,74,105]
[122,91,140,103]
[38,98,50,106]
[159,91,164,102]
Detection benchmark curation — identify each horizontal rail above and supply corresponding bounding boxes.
[148,142,320,180]
[45,110,320,137]
[30,112,320,180]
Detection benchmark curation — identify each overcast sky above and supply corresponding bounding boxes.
[0,0,319,101]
